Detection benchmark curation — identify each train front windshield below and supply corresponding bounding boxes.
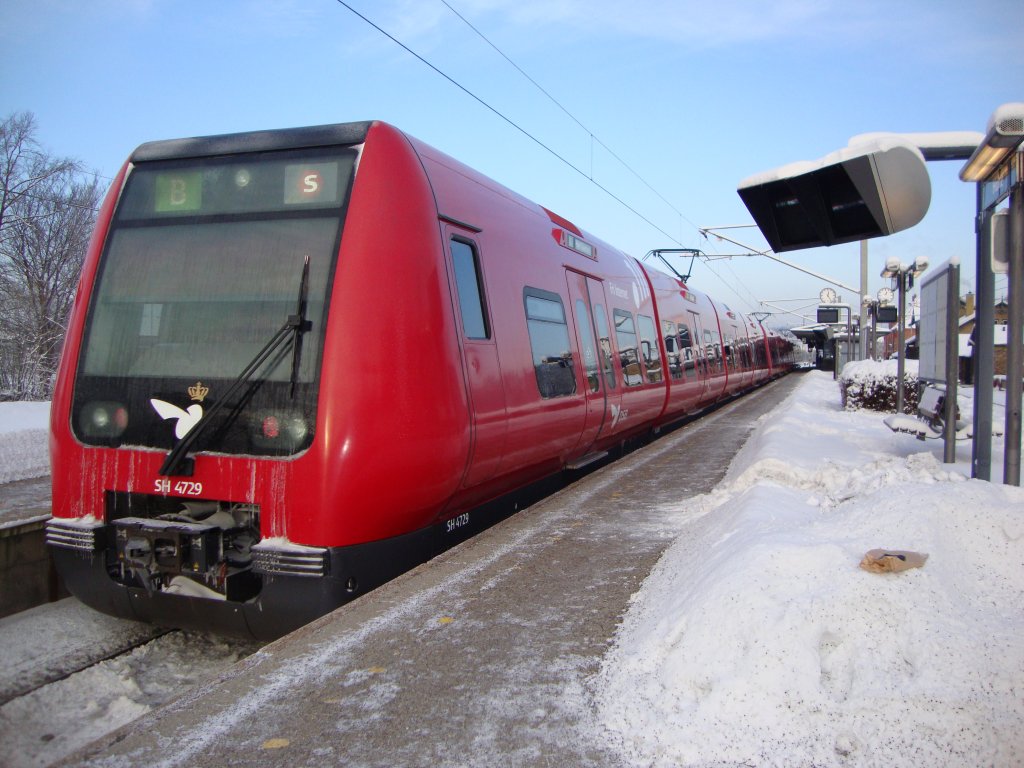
[72,148,356,456]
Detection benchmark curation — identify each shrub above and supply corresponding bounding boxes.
[839,359,919,413]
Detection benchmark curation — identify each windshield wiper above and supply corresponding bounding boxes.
[159,255,313,477]
[289,254,311,397]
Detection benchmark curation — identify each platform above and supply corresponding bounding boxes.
[0,476,59,618]
[61,375,801,767]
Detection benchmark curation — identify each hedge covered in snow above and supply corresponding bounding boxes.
[838,359,919,413]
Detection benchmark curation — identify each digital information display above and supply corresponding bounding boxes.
[119,150,355,221]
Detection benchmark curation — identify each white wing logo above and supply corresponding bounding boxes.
[610,404,624,428]
[150,399,203,439]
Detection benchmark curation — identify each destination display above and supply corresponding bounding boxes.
[118,150,356,219]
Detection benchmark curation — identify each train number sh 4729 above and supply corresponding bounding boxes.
[153,479,204,497]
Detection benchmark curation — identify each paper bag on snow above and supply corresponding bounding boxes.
[859,549,928,574]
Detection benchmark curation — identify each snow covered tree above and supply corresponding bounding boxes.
[0,112,101,399]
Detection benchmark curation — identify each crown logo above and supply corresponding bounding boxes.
[188,381,209,402]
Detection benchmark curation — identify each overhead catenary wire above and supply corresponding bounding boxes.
[335,1,774,314]
[438,0,768,310]
[333,0,686,247]
[437,0,697,231]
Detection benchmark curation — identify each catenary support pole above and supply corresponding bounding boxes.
[896,274,907,414]
[1005,177,1023,485]
[860,240,869,360]
[943,261,960,463]
[972,187,995,481]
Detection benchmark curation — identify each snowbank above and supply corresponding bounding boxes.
[839,358,919,413]
[595,371,1024,766]
[0,401,50,483]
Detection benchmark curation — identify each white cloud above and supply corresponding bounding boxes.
[427,0,1022,59]
[443,0,865,47]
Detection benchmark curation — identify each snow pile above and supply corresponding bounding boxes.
[0,401,50,483]
[595,371,1024,767]
[839,358,919,413]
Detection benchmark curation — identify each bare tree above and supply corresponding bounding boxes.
[0,112,102,399]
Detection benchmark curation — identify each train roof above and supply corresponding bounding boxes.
[130,121,375,163]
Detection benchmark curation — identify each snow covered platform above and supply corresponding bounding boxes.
[0,402,59,617]
[60,376,801,766]
[0,476,51,528]
[0,477,59,618]
[52,373,1024,766]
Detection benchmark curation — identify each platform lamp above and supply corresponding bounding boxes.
[881,256,929,414]
[958,103,1024,183]
[960,103,1024,485]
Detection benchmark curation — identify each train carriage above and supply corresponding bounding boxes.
[47,121,792,639]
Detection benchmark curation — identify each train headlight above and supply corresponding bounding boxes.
[80,401,129,438]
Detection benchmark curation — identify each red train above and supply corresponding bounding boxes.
[46,121,794,639]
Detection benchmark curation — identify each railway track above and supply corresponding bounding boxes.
[0,598,262,768]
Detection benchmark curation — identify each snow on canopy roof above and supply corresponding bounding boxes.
[850,130,983,155]
[738,131,984,189]
[738,135,927,188]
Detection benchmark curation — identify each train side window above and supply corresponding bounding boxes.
[524,287,576,398]
[593,303,616,390]
[613,309,642,387]
[637,314,663,384]
[703,329,721,373]
[663,320,683,380]
[679,322,696,377]
[450,239,489,340]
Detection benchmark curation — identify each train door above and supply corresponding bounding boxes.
[687,311,711,403]
[446,229,507,489]
[565,270,612,459]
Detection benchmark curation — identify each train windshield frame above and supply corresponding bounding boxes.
[71,146,357,456]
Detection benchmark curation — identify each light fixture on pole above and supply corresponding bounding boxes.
[881,257,929,414]
[959,103,1024,486]
[959,103,1024,182]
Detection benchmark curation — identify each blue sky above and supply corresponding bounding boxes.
[2,0,1021,324]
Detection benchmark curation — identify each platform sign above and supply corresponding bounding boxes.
[737,138,931,253]
[876,305,898,323]
[817,307,840,324]
[918,258,960,385]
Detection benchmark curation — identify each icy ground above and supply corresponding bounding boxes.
[595,368,1024,766]
[0,610,261,768]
